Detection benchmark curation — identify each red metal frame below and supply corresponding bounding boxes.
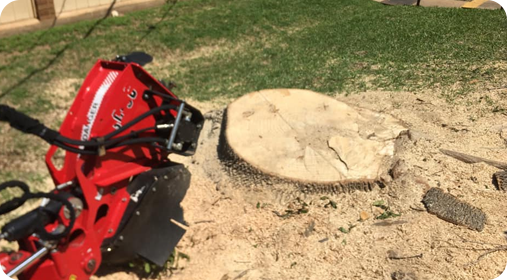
[0,59,181,280]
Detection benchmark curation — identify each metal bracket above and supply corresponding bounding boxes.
[167,102,186,151]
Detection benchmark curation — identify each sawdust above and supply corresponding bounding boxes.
[3,82,507,279]
[88,87,507,280]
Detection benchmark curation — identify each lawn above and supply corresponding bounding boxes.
[0,0,505,184]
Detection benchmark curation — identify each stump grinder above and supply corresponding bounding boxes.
[0,52,203,279]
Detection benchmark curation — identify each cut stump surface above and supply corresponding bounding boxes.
[219,89,407,192]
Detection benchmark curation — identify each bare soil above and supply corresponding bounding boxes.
[90,87,507,280]
[5,81,507,280]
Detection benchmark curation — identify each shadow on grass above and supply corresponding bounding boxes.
[138,0,179,44]
[0,0,181,101]
[0,0,118,100]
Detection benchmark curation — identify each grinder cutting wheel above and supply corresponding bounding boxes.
[0,52,204,280]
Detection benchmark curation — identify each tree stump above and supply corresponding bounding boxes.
[218,89,407,194]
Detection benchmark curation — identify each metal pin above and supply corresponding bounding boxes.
[157,124,174,129]
[56,181,74,190]
[95,189,103,201]
[172,142,183,151]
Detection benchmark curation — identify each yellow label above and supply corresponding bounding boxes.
[69,275,77,280]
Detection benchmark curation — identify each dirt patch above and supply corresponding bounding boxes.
[2,83,507,279]
[88,87,507,280]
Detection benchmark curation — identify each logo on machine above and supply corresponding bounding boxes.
[111,88,138,130]
[81,72,119,141]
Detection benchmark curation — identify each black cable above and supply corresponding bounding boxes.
[25,192,76,241]
[144,90,180,103]
[55,104,175,146]
[101,127,156,146]
[56,126,156,147]
[54,135,167,155]
[102,104,175,140]
[1,103,176,155]
[53,126,161,154]
[0,181,76,241]
[0,181,30,215]
[53,141,97,155]
[106,137,168,149]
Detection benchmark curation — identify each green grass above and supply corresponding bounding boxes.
[0,0,505,186]
[0,0,505,109]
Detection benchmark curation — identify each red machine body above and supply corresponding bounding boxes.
[0,57,200,280]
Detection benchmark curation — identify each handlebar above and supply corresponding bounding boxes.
[0,105,59,143]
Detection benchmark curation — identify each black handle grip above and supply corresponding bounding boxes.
[115,52,153,66]
[0,104,59,142]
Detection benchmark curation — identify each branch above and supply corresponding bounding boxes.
[440,149,507,170]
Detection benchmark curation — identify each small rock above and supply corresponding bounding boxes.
[389,159,406,180]
[407,130,423,142]
[360,211,370,221]
[387,250,399,259]
[391,271,417,280]
[380,173,392,184]
[470,176,478,184]
[111,10,119,17]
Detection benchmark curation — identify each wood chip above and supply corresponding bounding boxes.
[422,188,486,231]
[360,211,370,221]
[493,171,507,191]
[440,149,507,170]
